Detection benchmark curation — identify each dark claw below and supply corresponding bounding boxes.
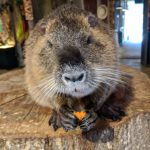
[111,114,121,121]
[49,116,54,126]
[80,111,98,131]
[64,127,68,132]
[119,110,127,116]
[53,124,59,131]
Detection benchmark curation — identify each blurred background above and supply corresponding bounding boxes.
[0,0,149,76]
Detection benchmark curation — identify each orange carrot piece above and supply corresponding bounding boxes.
[73,111,87,121]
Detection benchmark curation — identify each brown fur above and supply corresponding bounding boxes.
[25,5,133,136]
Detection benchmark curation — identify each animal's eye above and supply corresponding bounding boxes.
[87,36,93,45]
[47,41,53,48]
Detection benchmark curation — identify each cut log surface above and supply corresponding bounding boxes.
[0,65,150,150]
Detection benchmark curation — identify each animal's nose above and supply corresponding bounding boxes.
[62,71,86,84]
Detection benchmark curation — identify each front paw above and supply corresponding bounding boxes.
[59,105,78,131]
[98,104,126,121]
[80,111,98,131]
[49,111,61,131]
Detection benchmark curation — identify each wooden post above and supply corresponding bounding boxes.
[142,0,150,66]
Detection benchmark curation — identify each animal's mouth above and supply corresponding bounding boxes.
[74,88,80,93]
[74,88,84,94]
[74,88,87,94]
[67,86,96,98]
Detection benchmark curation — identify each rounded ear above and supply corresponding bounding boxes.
[39,22,47,34]
[87,15,98,28]
[39,19,56,34]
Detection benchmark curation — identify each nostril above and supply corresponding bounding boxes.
[64,76,71,81]
[62,72,86,84]
[78,73,84,81]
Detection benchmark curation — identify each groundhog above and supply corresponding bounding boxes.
[25,5,132,133]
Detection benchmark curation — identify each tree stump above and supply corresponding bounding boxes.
[0,65,149,150]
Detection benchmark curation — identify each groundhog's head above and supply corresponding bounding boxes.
[26,5,119,100]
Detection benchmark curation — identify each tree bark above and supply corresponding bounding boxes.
[0,65,149,150]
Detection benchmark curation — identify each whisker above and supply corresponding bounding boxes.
[93,78,115,88]
[38,78,57,96]
[22,102,36,120]
[87,81,99,89]
[0,94,27,107]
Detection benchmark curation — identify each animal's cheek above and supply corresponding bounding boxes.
[84,52,102,64]
[81,46,103,64]
[38,57,58,75]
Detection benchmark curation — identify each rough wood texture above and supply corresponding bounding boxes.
[0,65,150,149]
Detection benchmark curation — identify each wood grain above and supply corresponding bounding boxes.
[0,65,149,149]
